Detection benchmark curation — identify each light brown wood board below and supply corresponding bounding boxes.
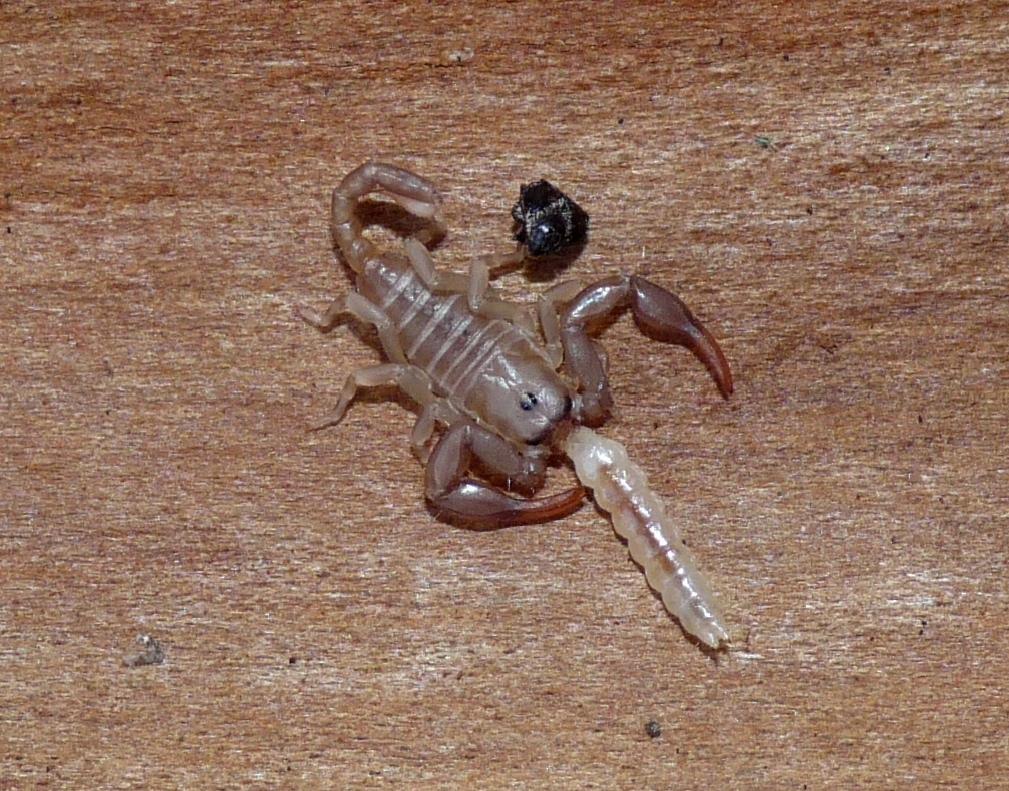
[2,2,1007,788]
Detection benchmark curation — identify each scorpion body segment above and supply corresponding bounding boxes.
[300,161,735,644]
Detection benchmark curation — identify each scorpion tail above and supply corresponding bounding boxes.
[331,161,444,273]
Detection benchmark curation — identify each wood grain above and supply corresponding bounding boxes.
[2,2,1007,788]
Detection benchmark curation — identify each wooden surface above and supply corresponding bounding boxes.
[2,2,1007,788]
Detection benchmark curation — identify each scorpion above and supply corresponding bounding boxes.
[298,162,735,647]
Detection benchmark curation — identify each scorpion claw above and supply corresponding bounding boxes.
[429,481,586,528]
[627,275,733,399]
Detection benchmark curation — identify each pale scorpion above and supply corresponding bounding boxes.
[298,162,735,647]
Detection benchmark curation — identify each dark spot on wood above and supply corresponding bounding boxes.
[123,634,165,667]
[645,720,661,738]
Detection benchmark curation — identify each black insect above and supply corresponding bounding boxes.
[511,179,589,257]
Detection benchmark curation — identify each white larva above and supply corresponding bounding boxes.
[564,426,729,648]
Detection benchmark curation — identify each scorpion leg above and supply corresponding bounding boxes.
[403,238,535,332]
[296,295,346,333]
[312,362,435,430]
[411,401,461,462]
[297,291,408,365]
[538,279,585,368]
[426,420,585,527]
[561,275,733,425]
[467,246,538,335]
[345,291,408,365]
[466,244,527,311]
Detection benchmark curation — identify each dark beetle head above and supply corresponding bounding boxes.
[512,180,589,257]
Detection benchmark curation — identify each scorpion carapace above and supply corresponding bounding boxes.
[299,161,734,646]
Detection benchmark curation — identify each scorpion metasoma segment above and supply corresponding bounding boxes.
[298,162,734,645]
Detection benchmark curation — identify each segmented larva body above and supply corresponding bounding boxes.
[564,427,729,648]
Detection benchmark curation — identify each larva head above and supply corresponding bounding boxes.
[464,350,573,446]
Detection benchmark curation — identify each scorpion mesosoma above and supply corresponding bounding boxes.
[299,162,734,647]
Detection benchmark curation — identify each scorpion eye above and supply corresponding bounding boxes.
[519,392,539,411]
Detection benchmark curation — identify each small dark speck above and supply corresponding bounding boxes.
[884,66,892,75]
[917,414,923,424]
[5,226,10,234]
[783,54,790,61]
[806,206,813,215]
[717,36,724,47]
[891,535,898,544]
[123,634,164,668]
[10,97,17,106]
[645,720,662,738]
[618,117,624,125]
[289,656,298,665]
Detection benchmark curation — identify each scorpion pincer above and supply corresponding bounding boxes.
[298,161,735,647]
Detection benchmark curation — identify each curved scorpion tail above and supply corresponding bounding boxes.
[331,161,445,274]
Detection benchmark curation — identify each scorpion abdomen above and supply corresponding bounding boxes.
[358,257,528,403]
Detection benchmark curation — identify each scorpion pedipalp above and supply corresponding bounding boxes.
[559,274,733,425]
[426,420,584,527]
